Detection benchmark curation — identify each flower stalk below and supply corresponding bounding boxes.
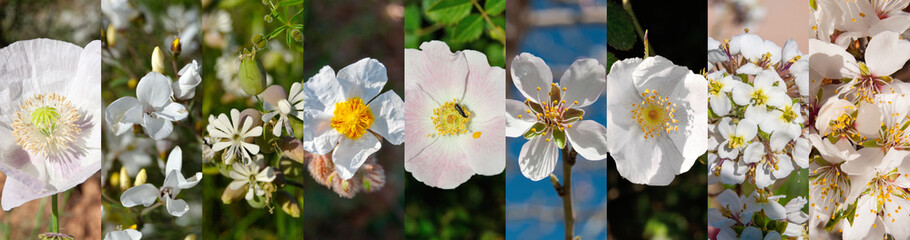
[51,194,59,233]
[557,147,576,240]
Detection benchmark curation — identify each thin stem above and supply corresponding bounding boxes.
[286,180,305,189]
[470,0,505,44]
[51,194,59,233]
[560,147,577,240]
[622,0,654,56]
[140,202,163,216]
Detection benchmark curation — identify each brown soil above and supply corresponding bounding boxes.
[0,172,102,239]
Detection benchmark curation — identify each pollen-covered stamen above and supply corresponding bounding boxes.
[827,105,858,140]
[708,78,725,97]
[842,62,893,103]
[755,52,775,69]
[11,93,82,157]
[429,99,471,137]
[811,164,850,217]
[331,97,374,139]
[862,172,910,222]
[879,119,910,150]
[631,89,678,139]
[527,83,580,134]
[752,88,768,106]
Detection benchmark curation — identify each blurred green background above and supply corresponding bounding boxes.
[606,0,708,239]
[198,0,303,239]
[303,0,405,238]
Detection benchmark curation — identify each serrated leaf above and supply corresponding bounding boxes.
[451,14,484,43]
[405,4,421,30]
[607,1,636,50]
[425,0,473,24]
[485,0,505,16]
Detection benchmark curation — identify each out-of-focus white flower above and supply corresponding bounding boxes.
[228,155,276,200]
[207,109,263,164]
[106,72,188,140]
[104,228,142,240]
[173,60,201,100]
[120,146,201,217]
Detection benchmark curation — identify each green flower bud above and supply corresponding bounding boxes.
[239,52,267,96]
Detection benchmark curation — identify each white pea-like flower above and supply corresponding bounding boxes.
[120,146,201,217]
[106,71,189,140]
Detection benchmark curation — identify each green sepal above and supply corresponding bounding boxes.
[548,84,561,104]
[553,128,567,149]
[523,123,546,139]
[562,108,585,122]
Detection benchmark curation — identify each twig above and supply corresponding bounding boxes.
[555,146,577,240]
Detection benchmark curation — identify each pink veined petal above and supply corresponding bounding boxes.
[405,41,468,101]
[404,82,440,163]
[462,52,506,124]
[517,132,558,181]
[405,137,473,189]
[463,116,505,176]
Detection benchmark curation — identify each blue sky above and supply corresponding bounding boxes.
[505,1,607,239]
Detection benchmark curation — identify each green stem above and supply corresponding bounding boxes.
[51,194,59,233]
[622,0,654,56]
[470,0,505,44]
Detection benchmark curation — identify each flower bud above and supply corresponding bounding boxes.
[151,46,166,74]
[279,137,305,164]
[134,168,147,186]
[106,25,118,47]
[221,185,245,204]
[119,167,131,190]
[276,191,300,218]
[109,171,120,188]
[239,52,267,96]
[171,36,182,57]
[252,33,267,49]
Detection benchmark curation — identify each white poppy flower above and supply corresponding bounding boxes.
[106,72,188,140]
[228,155,276,200]
[606,56,707,185]
[262,82,304,137]
[732,70,791,132]
[404,41,505,188]
[302,58,405,180]
[173,60,201,100]
[120,146,201,217]
[104,229,142,240]
[207,109,263,164]
[505,53,607,181]
[0,39,102,210]
[809,31,910,103]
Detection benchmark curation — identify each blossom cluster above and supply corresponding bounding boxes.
[706,32,810,239]
[808,0,910,239]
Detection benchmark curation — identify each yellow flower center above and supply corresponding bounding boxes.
[11,94,82,157]
[331,97,374,139]
[752,88,767,106]
[430,100,471,137]
[631,89,678,139]
[708,78,724,96]
[728,135,744,149]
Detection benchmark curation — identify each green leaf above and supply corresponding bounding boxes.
[278,0,303,7]
[485,43,505,67]
[425,0,473,24]
[606,1,636,50]
[606,52,618,75]
[485,0,505,16]
[451,14,484,43]
[405,4,421,31]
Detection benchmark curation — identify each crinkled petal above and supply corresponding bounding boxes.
[332,135,381,180]
[367,91,405,145]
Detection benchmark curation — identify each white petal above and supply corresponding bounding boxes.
[332,135,381,180]
[142,115,173,140]
[303,111,340,155]
[741,226,763,240]
[560,58,605,108]
[565,120,607,161]
[855,102,883,138]
[155,102,188,122]
[518,132,558,181]
[135,72,173,109]
[505,99,535,137]
[405,137,473,189]
[731,84,754,106]
[808,39,859,79]
[336,58,387,100]
[165,197,189,217]
[165,146,182,176]
[367,91,405,145]
[843,195,876,240]
[105,97,142,135]
[743,142,765,164]
[510,53,553,103]
[404,41,468,100]
[866,31,910,76]
[120,183,159,207]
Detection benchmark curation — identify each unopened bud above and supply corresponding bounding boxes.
[119,167,131,190]
[239,52,267,95]
[171,36,182,57]
[151,46,166,74]
[134,168,147,186]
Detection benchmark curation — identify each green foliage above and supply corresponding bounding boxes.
[606,1,636,51]
[405,0,505,67]
[404,174,505,239]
